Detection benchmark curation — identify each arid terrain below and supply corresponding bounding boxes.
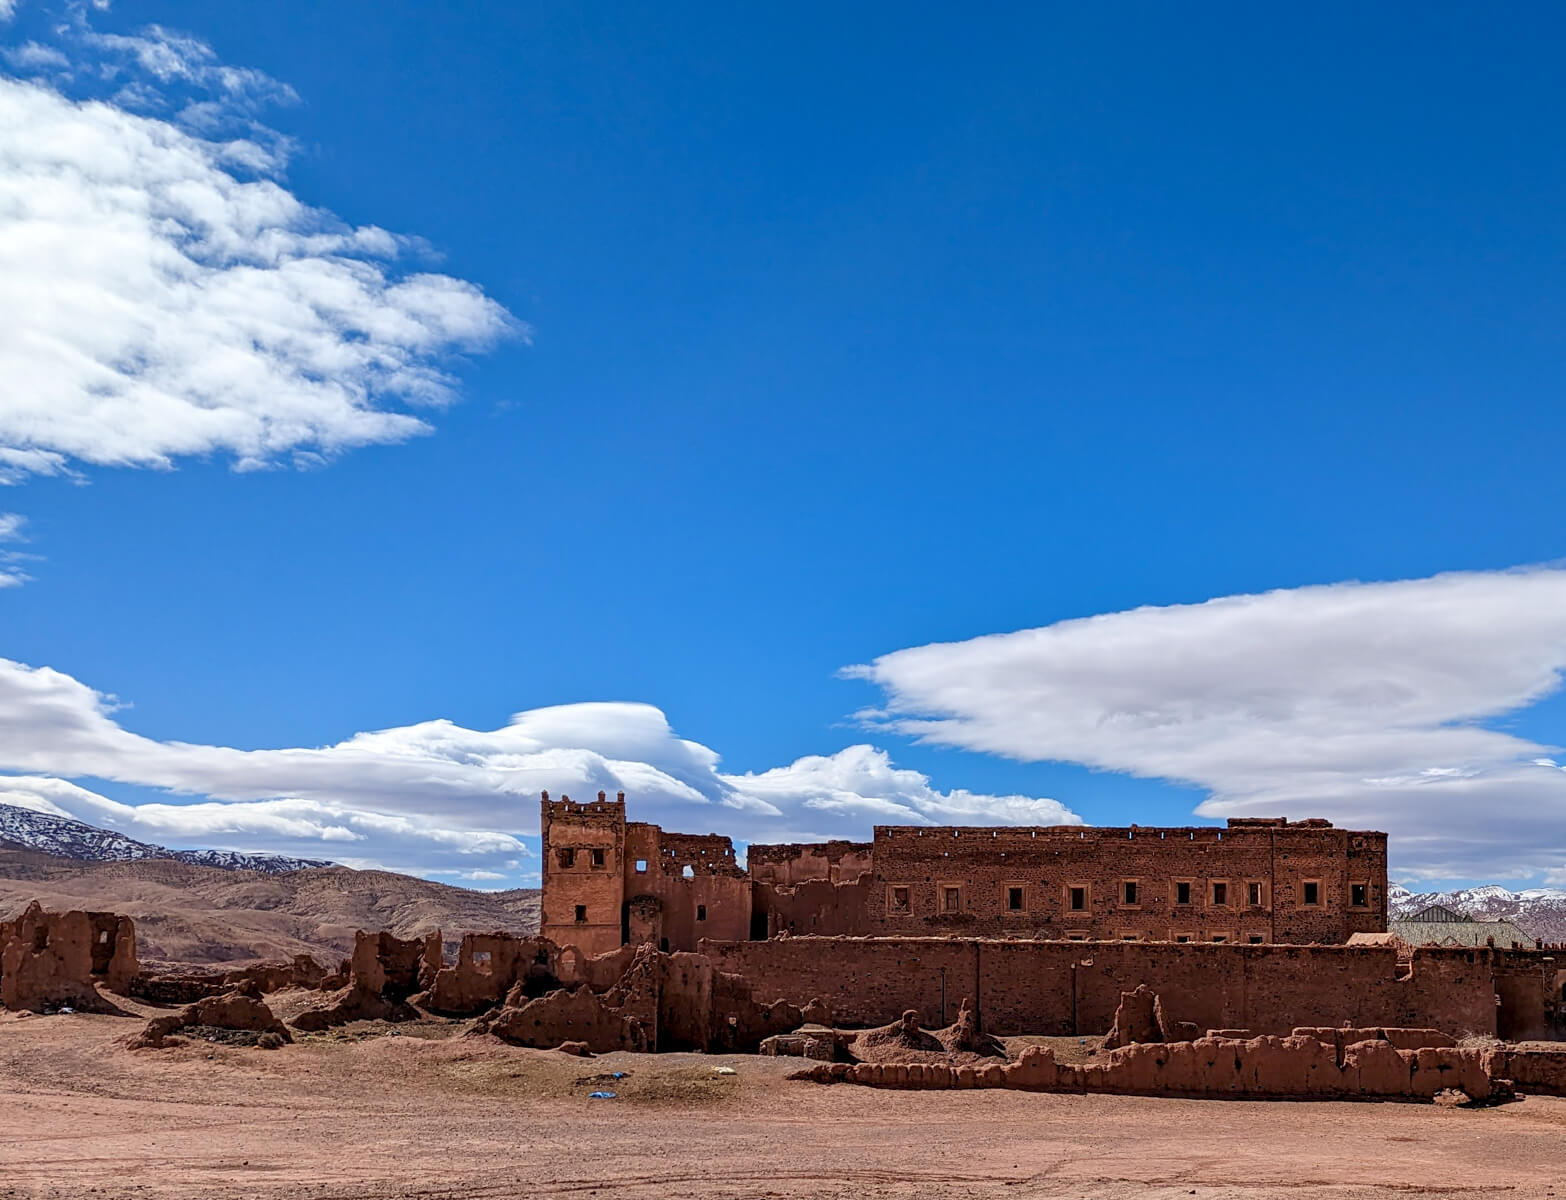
[2,999,1564,1200]
[0,847,539,965]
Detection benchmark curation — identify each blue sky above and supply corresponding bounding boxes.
[2,1,1565,889]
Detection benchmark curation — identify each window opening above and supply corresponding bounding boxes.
[1303,881,1320,906]
[590,848,606,868]
[573,905,587,923]
[1007,886,1024,911]
[943,886,961,913]
[1123,881,1138,905]
[1069,886,1086,911]
[891,886,910,913]
[1176,881,1191,905]
[697,904,707,922]
[1212,881,1228,906]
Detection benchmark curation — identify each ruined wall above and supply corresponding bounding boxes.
[747,841,873,886]
[703,937,1502,1038]
[793,1035,1507,1102]
[752,876,873,938]
[866,818,1387,944]
[0,902,137,1013]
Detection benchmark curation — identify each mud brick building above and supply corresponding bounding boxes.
[540,792,1389,954]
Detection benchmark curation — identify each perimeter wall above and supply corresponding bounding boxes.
[702,937,1519,1038]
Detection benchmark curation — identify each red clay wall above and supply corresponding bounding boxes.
[867,820,1387,944]
[747,841,873,886]
[702,937,1501,1037]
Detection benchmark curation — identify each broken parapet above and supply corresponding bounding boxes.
[790,1034,1511,1103]
[0,902,138,1013]
[131,991,293,1049]
[292,929,441,1031]
[418,932,560,1016]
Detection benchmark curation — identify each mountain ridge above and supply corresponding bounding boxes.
[0,802,334,874]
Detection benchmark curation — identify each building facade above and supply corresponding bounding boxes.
[539,792,1388,955]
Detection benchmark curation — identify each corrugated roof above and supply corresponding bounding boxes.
[1388,916,1532,948]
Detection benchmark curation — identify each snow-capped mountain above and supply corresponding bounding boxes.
[1389,881,1566,943]
[0,804,333,875]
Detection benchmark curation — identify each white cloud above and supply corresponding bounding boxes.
[0,510,28,587]
[848,566,1566,880]
[1,41,68,70]
[0,2,17,24]
[0,657,1075,880]
[0,76,520,479]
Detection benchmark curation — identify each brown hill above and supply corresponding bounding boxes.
[0,846,539,967]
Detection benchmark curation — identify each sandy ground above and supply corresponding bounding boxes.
[3,999,1565,1200]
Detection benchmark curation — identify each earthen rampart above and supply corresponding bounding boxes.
[702,936,1525,1038]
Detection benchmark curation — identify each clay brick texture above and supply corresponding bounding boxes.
[702,937,1508,1039]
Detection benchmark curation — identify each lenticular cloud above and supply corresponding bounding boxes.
[849,566,1566,881]
[0,72,520,479]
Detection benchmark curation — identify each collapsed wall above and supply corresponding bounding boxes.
[470,943,805,1054]
[0,902,138,1013]
[130,955,326,1005]
[790,1034,1509,1102]
[703,936,1547,1038]
[292,929,441,1031]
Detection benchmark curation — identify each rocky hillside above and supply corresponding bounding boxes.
[1389,882,1566,943]
[0,803,332,874]
[0,846,539,965]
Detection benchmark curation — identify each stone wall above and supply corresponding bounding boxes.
[702,937,1509,1038]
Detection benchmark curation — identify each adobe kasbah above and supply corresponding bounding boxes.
[539,791,1389,953]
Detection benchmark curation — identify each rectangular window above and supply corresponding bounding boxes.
[1248,934,1265,944]
[1176,881,1192,905]
[1302,881,1320,906]
[696,904,707,922]
[1069,886,1087,911]
[1007,886,1024,911]
[1175,934,1191,944]
[574,904,586,923]
[1211,934,1227,943]
[590,848,606,868]
[557,848,576,868]
[1067,932,1086,941]
[635,859,648,873]
[891,886,910,913]
[942,886,961,913]
[1212,881,1228,906]
[1122,880,1138,906]
[1122,933,1138,941]
[1248,881,1263,906]
[1351,883,1368,907]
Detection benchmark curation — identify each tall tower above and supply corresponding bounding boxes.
[539,790,627,956]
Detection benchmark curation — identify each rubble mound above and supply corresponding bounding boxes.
[131,991,293,1049]
[851,1006,1002,1065]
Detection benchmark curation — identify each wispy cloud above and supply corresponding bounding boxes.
[849,566,1566,881]
[0,9,523,583]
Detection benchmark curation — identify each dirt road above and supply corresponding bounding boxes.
[3,1006,1563,1199]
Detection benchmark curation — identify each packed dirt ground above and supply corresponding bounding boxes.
[4,998,1566,1200]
